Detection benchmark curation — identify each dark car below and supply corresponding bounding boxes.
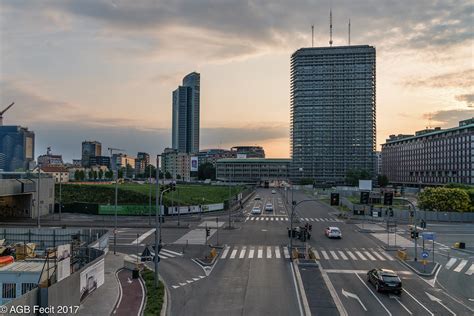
[367,268,402,294]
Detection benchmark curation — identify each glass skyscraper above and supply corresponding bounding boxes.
[0,126,35,171]
[290,45,376,185]
[172,72,200,154]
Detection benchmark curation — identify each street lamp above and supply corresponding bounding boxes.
[154,154,161,288]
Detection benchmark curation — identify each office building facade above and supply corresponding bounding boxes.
[172,72,200,154]
[230,146,265,158]
[161,148,191,182]
[290,45,376,185]
[0,126,35,171]
[197,149,234,166]
[135,152,150,175]
[89,156,111,168]
[216,158,291,183]
[81,141,102,167]
[382,119,474,186]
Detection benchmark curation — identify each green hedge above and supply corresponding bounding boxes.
[142,269,165,316]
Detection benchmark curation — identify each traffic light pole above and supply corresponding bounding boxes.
[154,156,160,288]
[395,198,418,261]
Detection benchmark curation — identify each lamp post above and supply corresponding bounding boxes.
[154,155,161,288]
[148,164,152,226]
[113,169,118,255]
[37,167,41,228]
[59,175,62,221]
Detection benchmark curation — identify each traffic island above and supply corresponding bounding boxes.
[194,247,219,267]
[400,260,440,277]
[141,268,165,316]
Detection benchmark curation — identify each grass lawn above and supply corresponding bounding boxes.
[142,269,164,316]
[63,183,245,206]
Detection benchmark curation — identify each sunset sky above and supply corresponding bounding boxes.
[1,0,472,162]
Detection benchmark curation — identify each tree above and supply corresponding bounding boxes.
[176,174,181,180]
[74,170,80,181]
[118,168,124,179]
[346,169,371,186]
[125,164,134,178]
[93,170,98,180]
[198,162,216,180]
[418,187,470,212]
[105,170,113,179]
[165,171,172,179]
[88,170,94,180]
[98,169,104,180]
[377,175,389,187]
[79,170,86,181]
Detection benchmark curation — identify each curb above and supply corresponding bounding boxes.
[160,274,170,316]
[450,247,474,255]
[194,255,218,267]
[138,274,146,316]
[398,259,440,277]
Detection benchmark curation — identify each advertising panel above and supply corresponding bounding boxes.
[190,156,198,172]
[80,258,105,302]
[56,244,71,282]
[359,180,373,191]
[236,154,247,159]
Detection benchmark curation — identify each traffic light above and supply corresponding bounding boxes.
[360,191,370,204]
[410,231,419,239]
[389,208,394,217]
[420,219,426,229]
[330,193,340,206]
[384,192,393,205]
[410,211,415,217]
[205,227,210,237]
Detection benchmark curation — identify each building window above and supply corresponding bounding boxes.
[2,283,16,299]
[21,283,37,295]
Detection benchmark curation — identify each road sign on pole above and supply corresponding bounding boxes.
[422,251,429,259]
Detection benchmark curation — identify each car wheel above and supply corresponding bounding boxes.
[375,283,380,292]
[397,290,402,295]
[367,275,371,283]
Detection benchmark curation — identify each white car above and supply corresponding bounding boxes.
[325,227,342,239]
[265,203,273,211]
[271,189,276,194]
[251,206,262,214]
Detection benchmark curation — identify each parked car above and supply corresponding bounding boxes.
[367,268,402,294]
[251,206,262,214]
[325,227,342,238]
[271,189,276,194]
[265,203,273,211]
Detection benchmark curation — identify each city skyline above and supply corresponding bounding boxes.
[1,1,472,162]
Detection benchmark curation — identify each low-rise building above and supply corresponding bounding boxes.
[197,149,234,166]
[161,148,191,181]
[216,158,291,183]
[230,146,265,158]
[381,118,474,186]
[34,166,69,183]
[89,156,111,168]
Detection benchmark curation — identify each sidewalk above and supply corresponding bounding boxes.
[77,252,126,316]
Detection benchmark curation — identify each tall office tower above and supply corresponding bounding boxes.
[0,126,35,171]
[172,72,200,154]
[290,45,376,185]
[81,140,102,167]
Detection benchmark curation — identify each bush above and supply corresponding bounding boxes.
[142,269,165,316]
[418,187,470,212]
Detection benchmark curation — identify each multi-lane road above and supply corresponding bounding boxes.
[48,187,474,315]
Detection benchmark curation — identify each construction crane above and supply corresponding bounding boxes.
[0,102,14,126]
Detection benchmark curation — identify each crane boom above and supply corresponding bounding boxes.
[0,102,15,126]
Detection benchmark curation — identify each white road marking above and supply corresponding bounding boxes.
[390,295,413,315]
[342,288,367,311]
[314,218,320,221]
[310,218,314,221]
[324,218,330,221]
[325,269,412,275]
[186,280,193,283]
[239,246,247,259]
[192,278,200,281]
[285,217,289,221]
[248,248,255,259]
[426,292,453,315]
[300,218,304,221]
[221,246,230,259]
[161,249,183,256]
[371,251,386,261]
[454,259,468,272]
[381,251,395,261]
[338,251,348,260]
[258,247,263,258]
[179,282,187,286]
[319,218,325,221]
[321,250,330,260]
[445,258,457,270]
[172,285,180,289]
[250,217,255,220]
[267,246,272,259]
[130,229,156,245]
[313,250,320,260]
[330,251,339,260]
[465,263,474,276]
[283,247,290,259]
[270,217,274,221]
[402,289,434,315]
[199,275,206,279]
[230,248,238,259]
[346,250,358,260]
[364,251,376,261]
[355,273,392,316]
[275,246,281,259]
[355,251,367,260]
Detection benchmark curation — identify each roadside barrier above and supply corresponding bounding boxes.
[397,249,407,260]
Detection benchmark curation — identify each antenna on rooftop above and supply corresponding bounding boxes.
[329,9,333,46]
[311,25,314,47]
[348,19,351,45]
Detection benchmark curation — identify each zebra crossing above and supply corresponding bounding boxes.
[313,248,395,262]
[445,257,474,276]
[129,248,183,261]
[245,216,342,222]
[220,245,291,260]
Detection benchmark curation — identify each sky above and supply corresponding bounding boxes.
[0,0,472,162]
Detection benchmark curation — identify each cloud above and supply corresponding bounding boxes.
[423,108,474,127]
[404,69,474,88]
[455,94,474,107]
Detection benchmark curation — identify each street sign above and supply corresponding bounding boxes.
[422,251,429,259]
[422,232,435,240]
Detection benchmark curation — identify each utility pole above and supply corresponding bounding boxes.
[108,147,125,255]
[59,176,62,221]
[37,167,41,228]
[148,165,152,226]
[154,155,161,288]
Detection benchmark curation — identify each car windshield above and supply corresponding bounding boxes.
[331,229,340,233]
[382,275,400,283]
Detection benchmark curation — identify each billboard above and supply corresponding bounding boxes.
[236,154,247,159]
[80,258,105,302]
[191,156,198,172]
[359,180,372,191]
[56,244,71,282]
